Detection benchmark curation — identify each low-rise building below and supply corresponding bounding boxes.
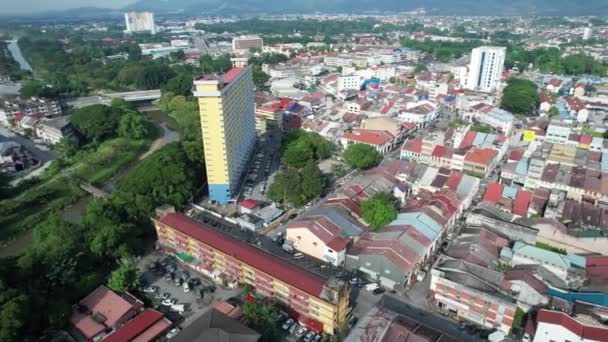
[527,309,608,342]
[69,285,144,341]
[500,241,586,287]
[153,207,350,335]
[0,96,62,126]
[429,257,518,334]
[341,129,397,155]
[35,116,75,144]
[398,101,437,128]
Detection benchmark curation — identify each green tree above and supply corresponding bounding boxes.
[268,168,303,206]
[0,172,11,199]
[107,257,140,293]
[470,124,493,133]
[0,293,29,342]
[361,192,398,230]
[54,137,78,159]
[117,142,201,218]
[301,162,326,200]
[71,104,121,142]
[252,66,270,87]
[242,301,277,342]
[170,50,186,62]
[343,143,381,170]
[548,106,560,117]
[283,140,314,168]
[500,78,539,115]
[117,112,150,140]
[162,74,193,97]
[414,64,428,73]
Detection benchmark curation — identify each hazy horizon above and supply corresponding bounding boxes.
[0,0,137,14]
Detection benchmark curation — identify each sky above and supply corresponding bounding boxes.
[1,0,137,14]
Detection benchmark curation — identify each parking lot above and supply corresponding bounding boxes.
[241,128,282,201]
[137,250,242,328]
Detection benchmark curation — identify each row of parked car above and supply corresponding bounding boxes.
[279,314,322,342]
[243,151,271,197]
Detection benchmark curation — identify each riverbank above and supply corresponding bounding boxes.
[6,39,33,72]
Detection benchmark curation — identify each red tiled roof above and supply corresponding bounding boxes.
[159,214,327,297]
[586,256,608,285]
[548,78,562,87]
[444,171,463,191]
[508,149,525,162]
[483,183,504,205]
[240,199,260,210]
[402,138,422,153]
[579,134,593,145]
[513,190,533,217]
[432,145,446,157]
[536,309,608,341]
[287,216,351,252]
[223,67,246,84]
[342,129,394,146]
[104,309,169,342]
[459,130,477,149]
[70,286,135,340]
[464,148,497,166]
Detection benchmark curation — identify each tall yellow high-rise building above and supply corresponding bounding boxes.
[193,66,256,204]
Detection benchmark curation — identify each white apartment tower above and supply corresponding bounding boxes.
[583,27,593,40]
[465,46,506,93]
[232,35,263,52]
[124,12,156,34]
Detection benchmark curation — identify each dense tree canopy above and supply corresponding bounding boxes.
[200,54,232,74]
[505,47,607,75]
[400,38,483,62]
[500,78,539,115]
[269,163,325,207]
[281,130,336,168]
[71,104,122,142]
[242,301,277,342]
[361,192,398,230]
[118,112,150,140]
[107,257,140,293]
[343,143,382,170]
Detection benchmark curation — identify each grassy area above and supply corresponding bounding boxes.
[465,170,486,179]
[580,127,605,139]
[0,137,150,242]
[72,138,150,183]
[535,242,567,255]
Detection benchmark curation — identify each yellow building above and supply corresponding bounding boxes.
[153,207,351,335]
[194,66,256,204]
[522,130,536,143]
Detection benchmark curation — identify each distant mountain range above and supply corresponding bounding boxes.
[5,0,608,19]
[123,0,608,16]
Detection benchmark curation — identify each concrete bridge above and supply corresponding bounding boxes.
[80,182,111,199]
[67,89,161,108]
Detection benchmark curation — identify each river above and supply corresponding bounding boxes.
[6,39,32,72]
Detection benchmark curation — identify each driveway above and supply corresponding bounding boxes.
[0,126,55,185]
[137,250,243,328]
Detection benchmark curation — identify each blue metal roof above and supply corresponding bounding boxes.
[515,158,529,176]
[304,205,364,237]
[548,288,608,307]
[473,132,487,146]
[390,212,442,241]
[502,186,518,199]
[512,241,572,269]
[488,108,514,122]
[602,152,608,171]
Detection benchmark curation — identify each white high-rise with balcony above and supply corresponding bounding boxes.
[465,46,506,93]
[124,12,156,34]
